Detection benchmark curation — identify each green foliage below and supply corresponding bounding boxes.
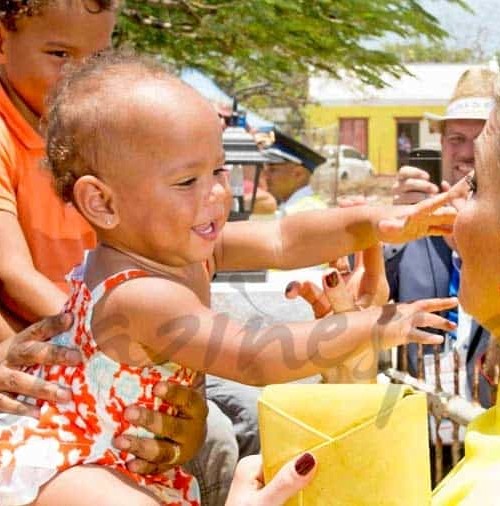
[115,0,470,108]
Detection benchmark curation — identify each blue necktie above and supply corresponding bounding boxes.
[447,255,460,340]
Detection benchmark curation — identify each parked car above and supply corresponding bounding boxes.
[316,144,373,182]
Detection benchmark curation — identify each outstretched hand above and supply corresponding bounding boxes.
[285,243,389,383]
[377,189,457,244]
[286,243,389,316]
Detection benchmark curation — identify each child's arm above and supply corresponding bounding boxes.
[0,305,26,341]
[215,191,456,271]
[0,212,67,322]
[93,277,457,386]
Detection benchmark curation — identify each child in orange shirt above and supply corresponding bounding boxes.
[0,0,116,330]
[0,51,458,505]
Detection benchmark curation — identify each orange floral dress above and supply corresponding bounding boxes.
[0,262,201,506]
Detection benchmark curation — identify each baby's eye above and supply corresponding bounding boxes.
[466,173,477,193]
[214,167,229,176]
[47,50,70,59]
[177,177,197,187]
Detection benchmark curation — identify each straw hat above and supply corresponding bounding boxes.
[425,67,498,132]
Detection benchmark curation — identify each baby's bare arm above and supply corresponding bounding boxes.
[92,277,456,386]
[215,206,378,271]
[215,195,455,272]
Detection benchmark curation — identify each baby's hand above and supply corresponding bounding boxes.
[373,297,458,350]
[377,190,456,244]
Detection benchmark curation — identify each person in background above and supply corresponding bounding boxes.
[263,130,327,216]
[242,164,277,215]
[387,67,498,409]
[397,130,412,166]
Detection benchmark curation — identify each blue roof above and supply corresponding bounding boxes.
[180,68,275,131]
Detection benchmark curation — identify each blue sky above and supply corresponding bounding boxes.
[420,0,499,57]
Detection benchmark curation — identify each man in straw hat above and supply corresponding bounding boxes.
[387,66,498,409]
[385,65,498,477]
[393,67,497,204]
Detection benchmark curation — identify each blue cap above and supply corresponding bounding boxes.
[263,130,326,173]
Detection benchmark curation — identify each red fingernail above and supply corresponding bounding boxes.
[285,281,298,295]
[325,271,339,288]
[295,452,315,476]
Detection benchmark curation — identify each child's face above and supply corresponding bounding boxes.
[0,1,115,118]
[107,82,232,266]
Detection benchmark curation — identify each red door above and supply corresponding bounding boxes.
[339,118,368,156]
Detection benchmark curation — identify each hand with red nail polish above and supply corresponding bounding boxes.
[226,453,316,506]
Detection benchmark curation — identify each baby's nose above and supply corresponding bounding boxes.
[208,180,228,203]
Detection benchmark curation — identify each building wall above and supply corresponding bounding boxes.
[305,104,445,174]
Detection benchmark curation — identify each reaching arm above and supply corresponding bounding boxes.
[215,191,456,272]
[0,212,68,322]
[92,276,457,387]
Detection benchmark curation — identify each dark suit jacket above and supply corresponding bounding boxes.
[385,236,492,408]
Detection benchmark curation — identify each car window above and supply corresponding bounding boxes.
[343,148,363,160]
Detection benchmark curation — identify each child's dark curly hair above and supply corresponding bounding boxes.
[45,49,176,205]
[0,0,116,31]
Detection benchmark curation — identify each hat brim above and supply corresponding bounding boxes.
[262,147,302,165]
[424,112,491,123]
[424,96,495,125]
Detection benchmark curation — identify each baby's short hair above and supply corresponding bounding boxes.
[0,0,115,30]
[45,49,182,204]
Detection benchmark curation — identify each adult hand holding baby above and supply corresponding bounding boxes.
[0,313,207,473]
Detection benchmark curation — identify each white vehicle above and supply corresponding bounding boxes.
[316,144,373,182]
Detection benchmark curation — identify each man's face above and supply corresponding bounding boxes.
[263,162,308,202]
[441,119,486,185]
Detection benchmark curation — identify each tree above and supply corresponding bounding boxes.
[115,0,470,111]
[383,40,475,63]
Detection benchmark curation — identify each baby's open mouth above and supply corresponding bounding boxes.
[192,221,217,240]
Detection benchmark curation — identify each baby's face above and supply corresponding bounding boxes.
[107,81,231,267]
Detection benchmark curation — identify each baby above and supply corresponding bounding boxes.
[0,51,458,505]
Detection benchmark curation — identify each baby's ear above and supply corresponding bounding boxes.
[73,175,119,229]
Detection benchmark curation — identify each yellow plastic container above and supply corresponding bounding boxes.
[259,384,431,506]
